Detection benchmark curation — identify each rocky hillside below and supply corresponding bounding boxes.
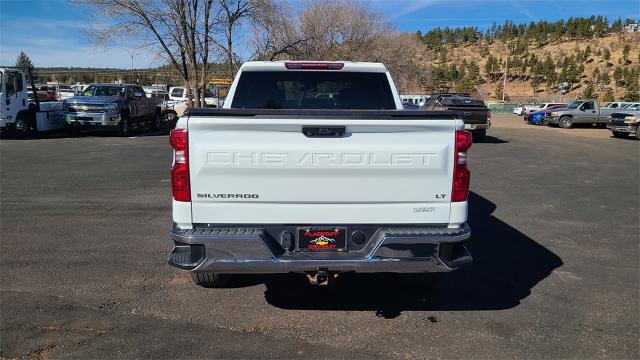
[415,19,640,102]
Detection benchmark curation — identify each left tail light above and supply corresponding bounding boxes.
[452,130,472,202]
[170,129,190,202]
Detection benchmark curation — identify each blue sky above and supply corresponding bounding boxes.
[0,0,638,68]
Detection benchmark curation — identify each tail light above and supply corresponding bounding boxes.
[170,129,190,202]
[452,130,472,202]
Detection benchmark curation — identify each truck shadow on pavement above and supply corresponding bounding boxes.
[480,135,508,144]
[258,192,563,318]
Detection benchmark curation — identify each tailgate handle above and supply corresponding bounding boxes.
[302,126,345,138]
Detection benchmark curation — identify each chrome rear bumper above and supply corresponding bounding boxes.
[168,223,472,274]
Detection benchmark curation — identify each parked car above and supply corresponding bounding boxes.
[526,104,567,125]
[57,85,76,100]
[607,109,640,139]
[604,101,633,109]
[168,61,473,288]
[423,94,491,142]
[169,86,221,107]
[402,102,420,110]
[64,83,164,136]
[546,99,626,128]
[522,103,566,121]
[70,84,88,96]
[513,104,539,116]
[37,85,57,102]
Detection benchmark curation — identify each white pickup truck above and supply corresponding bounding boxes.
[167,61,473,287]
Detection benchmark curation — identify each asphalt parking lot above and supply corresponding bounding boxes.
[1,115,638,359]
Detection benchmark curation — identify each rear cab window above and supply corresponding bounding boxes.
[171,88,185,98]
[230,71,396,110]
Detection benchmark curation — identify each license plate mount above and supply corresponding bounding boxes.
[297,227,347,252]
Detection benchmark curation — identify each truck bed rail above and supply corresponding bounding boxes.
[185,108,458,120]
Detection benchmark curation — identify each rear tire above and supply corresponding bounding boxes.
[151,110,162,130]
[558,116,573,129]
[612,131,627,138]
[191,272,231,288]
[635,127,640,140]
[118,115,130,137]
[14,113,33,138]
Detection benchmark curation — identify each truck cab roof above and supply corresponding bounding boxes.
[239,61,389,73]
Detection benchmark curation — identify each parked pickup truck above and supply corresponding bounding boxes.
[546,99,623,128]
[607,108,640,139]
[167,61,473,287]
[423,94,491,142]
[64,83,163,136]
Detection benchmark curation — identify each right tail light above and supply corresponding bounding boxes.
[452,130,472,202]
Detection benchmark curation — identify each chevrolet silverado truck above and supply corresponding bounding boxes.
[546,99,623,129]
[423,94,491,142]
[167,61,473,287]
[607,108,640,139]
[64,83,163,136]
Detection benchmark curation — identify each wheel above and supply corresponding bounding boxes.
[472,130,486,143]
[151,110,162,130]
[13,113,33,138]
[635,127,640,140]
[558,116,573,129]
[118,115,130,137]
[612,131,627,138]
[191,272,231,288]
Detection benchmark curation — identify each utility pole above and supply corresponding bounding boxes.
[130,54,134,84]
[502,56,508,102]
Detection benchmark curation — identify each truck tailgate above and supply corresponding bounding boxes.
[187,110,459,224]
[446,106,489,124]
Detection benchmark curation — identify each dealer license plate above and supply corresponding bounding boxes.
[298,228,347,252]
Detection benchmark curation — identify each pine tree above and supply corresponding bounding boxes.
[453,77,475,93]
[495,82,504,100]
[623,82,639,101]
[15,51,40,110]
[603,88,615,102]
[531,75,541,93]
[467,62,480,82]
[614,67,624,86]
[582,83,596,99]
[603,48,611,61]
[439,48,447,63]
[622,44,631,63]
[15,51,37,79]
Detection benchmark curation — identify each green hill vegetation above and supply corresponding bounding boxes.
[415,17,640,102]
